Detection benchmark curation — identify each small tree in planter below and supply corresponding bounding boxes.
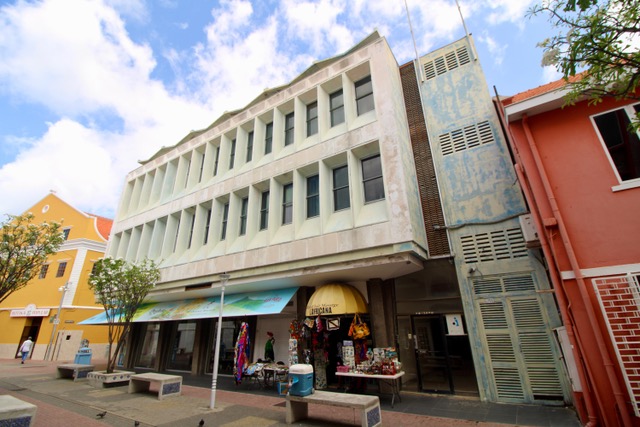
[89,257,160,374]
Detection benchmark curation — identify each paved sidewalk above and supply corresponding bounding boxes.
[0,359,581,427]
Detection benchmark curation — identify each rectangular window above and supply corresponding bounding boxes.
[214,147,220,176]
[362,154,385,202]
[282,183,293,224]
[198,152,205,183]
[39,264,49,279]
[187,214,195,249]
[306,175,319,218]
[220,203,229,240]
[239,197,248,236]
[307,102,318,137]
[333,165,350,211]
[62,228,70,240]
[246,131,254,162]
[593,105,640,181]
[229,139,236,170]
[173,218,180,252]
[204,208,212,245]
[260,191,270,230]
[355,75,374,116]
[284,112,295,146]
[330,89,345,127]
[184,159,191,188]
[56,261,67,278]
[265,122,273,154]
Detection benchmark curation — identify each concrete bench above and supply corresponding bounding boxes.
[286,390,381,427]
[0,395,37,426]
[128,373,182,400]
[56,364,95,382]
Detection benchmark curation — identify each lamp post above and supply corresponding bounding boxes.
[210,272,230,409]
[44,282,70,361]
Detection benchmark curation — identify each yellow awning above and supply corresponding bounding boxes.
[305,283,368,316]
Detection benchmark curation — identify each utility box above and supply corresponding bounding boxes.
[74,347,92,365]
[288,364,314,396]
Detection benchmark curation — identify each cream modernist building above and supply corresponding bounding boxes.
[104,33,428,375]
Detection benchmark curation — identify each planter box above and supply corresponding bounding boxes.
[87,370,135,388]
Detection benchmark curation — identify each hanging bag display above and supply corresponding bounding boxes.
[348,313,370,339]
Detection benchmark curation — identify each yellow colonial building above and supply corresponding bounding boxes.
[0,192,112,361]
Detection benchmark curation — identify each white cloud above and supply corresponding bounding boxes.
[477,31,507,66]
[541,65,562,84]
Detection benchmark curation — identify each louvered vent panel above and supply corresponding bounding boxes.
[473,278,503,295]
[423,45,471,80]
[487,335,516,362]
[439,121,495,156]
[520,333,554,363]
[479,302,508,329]
[493,368,525,400]
[504,275,536,293]
[461,228,528,263]
[527,367,564,398]
[512,299,545,329]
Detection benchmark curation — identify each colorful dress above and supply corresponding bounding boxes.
[234,322,251,383]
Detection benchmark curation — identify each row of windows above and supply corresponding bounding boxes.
[209,154,383,244]
[39,261,67,279]
[121,72,375,217]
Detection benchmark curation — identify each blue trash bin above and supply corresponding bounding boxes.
[74,348,92,364]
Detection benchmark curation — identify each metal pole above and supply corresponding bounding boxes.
[210,273,230,409]
[44,282,69,361]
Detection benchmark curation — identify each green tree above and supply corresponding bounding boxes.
[530,0,640,121]
[88,257,160,373]
[0,213,65,304]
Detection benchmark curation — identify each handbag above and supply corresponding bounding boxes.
[348,313,370,339]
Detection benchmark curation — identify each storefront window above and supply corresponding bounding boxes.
[136,323,160,368]
[167,321,196,372]
[207,320,240,375]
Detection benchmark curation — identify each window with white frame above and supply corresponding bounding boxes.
[220,203,229,240]
[62,228,71,240]
[355,75,374,116]
[198,152,205,183]
[307,102,318,137]
[39,264,49,279]
[593,104,640,182]
[214,147,220,176]
[282,183,293,224]
[260,190,269,230]
[306,175,319,218]
[284,113,295,146]
[265,122,273,154]
[362,154,385,202]
[333,165,350,211]
[56,261,67,278]
[229,139,236,170]
[330,89,345,127]
[204,208,212,245]
[246,131,254,162]
[239,197,248,236]
[187,213,195,249]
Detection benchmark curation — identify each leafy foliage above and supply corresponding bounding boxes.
[89,257,160,373]
[0,213,64,304]
[530,0,640,124]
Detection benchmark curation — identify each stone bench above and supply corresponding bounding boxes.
[128,373,182,400]
[286,390,381,427]
[56,364,95,382]
[0,395,37,426]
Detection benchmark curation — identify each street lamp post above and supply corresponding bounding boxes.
[44,282,70,361]
[210,272,230,409]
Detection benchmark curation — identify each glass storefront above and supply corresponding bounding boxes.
[136,322,160,368]
[167,321,196,372]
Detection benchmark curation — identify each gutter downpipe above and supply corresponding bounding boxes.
[495,98,597,426]
[522,114,632,427]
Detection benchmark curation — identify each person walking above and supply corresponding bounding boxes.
[19,337,33,364]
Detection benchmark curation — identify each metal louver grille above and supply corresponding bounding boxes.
[423,45,471,80]
[487,335,516,362]
[461,228,528,264]
[493,368,525,400]
[504,275,536,293]
[474,275,536,296]
[512,300,545,328]
[439,121,494,156]
[480,302,508,329]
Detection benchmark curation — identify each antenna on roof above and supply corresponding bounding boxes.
[455,0,477,61]
[404,0,424,82]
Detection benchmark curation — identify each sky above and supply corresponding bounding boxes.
[0,0,562,219]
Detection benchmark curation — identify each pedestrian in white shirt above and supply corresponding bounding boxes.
[20,337,33,364]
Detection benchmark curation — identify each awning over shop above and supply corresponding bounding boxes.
[305,283,368,316]
[79,287,298,325]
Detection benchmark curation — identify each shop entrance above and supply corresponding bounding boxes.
[16,318,42,358]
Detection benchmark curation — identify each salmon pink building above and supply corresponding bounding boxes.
[500,81,640,426]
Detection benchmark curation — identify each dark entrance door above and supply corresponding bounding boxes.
[413,315,453,393]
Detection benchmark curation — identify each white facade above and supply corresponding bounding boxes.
[107,33,428,301]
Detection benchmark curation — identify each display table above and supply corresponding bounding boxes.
[335,371,404,408]
[261,364,288,388]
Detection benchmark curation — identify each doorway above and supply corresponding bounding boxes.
[16,318,42,358]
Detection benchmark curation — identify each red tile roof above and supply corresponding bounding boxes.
[89,214,113,240]
[501,73,584,106]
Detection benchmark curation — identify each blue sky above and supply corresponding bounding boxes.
[0,0,561,219]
